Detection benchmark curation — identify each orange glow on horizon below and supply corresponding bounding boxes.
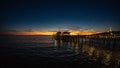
[2,31,55,35]
[1,31,100,35]
[70,31,100,35]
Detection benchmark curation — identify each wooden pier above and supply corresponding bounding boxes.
[54,31,120,50]
[53,31,120,68]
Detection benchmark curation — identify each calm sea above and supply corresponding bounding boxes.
[0,35,77,58]
[0,35,119,68]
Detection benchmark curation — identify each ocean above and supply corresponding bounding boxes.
[0,35,119,68]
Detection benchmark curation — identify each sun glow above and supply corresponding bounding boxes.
[2,31,55,36]
[70,31,99,35]
[1,30,99,36]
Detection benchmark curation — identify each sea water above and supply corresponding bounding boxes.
[0,35,119,68]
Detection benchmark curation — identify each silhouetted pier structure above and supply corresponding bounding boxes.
[54,31,120,50]
[53,31,120,68]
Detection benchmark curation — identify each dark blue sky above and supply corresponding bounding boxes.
[1,0,120,32]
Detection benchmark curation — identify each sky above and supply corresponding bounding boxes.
[1,0,120,35]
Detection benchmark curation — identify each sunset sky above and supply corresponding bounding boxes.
[1,0,120,35]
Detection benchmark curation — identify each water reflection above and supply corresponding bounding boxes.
[0,35,120,67]
[54,39,120,68]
